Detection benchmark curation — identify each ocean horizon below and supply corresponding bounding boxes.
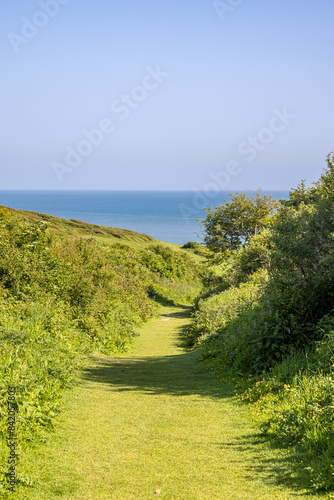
[0,190,289,245]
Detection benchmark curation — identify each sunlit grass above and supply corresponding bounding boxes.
[12,307,327,499]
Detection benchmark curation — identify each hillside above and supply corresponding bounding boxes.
[3,206,203,257]
[3,206,155,243]
[0,205,203,496]
[186,154,334,492]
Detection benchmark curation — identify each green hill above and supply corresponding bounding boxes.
[4,206,155,243]
[0,205,203,495]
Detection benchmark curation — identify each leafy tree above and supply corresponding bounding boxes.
[201,190,278,253]
[281,179,313,207]
[190,153,334,374]
[270,153,334,323]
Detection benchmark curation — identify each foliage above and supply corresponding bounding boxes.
[201,190,278,253]
[3,205,155,243]
[270,171,334,326]
[193,153,334,371]
[240,323,334,491]
[182,241,202,249]
[0,210,202,493]
[190,153,334,491]
[187,270,265,346]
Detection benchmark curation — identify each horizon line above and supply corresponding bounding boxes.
[0,188,291,192]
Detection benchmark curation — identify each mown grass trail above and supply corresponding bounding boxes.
[18,306,327,499]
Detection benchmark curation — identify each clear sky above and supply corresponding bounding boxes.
[1,0,333,191]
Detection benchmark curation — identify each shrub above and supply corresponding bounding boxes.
[182,241,202,249]
[0,213,203,492]
[191,154,334,491]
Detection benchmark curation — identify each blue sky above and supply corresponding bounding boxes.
[1,0,333,190]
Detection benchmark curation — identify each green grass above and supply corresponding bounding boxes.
[10,306,330,499]
[4,205,206,262]
[0,206,204,496]
[4,206,156,244]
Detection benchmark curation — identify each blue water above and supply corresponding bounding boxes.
[0,190,289,244]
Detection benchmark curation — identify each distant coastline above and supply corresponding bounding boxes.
[0,190,289,245]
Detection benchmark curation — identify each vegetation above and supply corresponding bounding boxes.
[3,152,334,495]
[201,189,278,253]
[3,206,155,243]
[188,153,334,491]
[0,208,202,494]
[13,306,312,499]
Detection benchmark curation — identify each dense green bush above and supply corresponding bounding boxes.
[241,322,334,491]
[201,190,278,253]
[192,154,334,371]
[0,209,202,492]
[182,241,202,250]
[190,154,334,491]
[187,270,265,346]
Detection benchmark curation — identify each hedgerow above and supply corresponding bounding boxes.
[190,154,334,491]
[0,210,202,492]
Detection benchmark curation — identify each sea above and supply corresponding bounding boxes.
[0,190,289,245]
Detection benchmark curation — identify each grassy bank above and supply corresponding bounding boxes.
[8,306,324,499]
[186,156,334,492]
[0,207,202,495]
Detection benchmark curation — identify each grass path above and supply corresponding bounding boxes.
[18,306,325,499]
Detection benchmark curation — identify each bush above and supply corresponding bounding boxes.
[182,241,202,249]
[0,212,203,492]
[190,154,334,491]
[241,333,334,491]
[187,271,266,363]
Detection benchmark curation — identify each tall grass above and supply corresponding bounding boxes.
[0,209,202,494]
[188,272,334,492]
[240,330,334,491]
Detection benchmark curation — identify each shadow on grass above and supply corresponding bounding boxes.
[160,306,192,319]
[81,308,320,497]
[161,305,196,348]
[82,353,228,398]
[226,432,330,497]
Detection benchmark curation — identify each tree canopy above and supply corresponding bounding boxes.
[201,190,278,253]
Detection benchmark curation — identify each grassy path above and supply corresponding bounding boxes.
[18,306,323,499]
